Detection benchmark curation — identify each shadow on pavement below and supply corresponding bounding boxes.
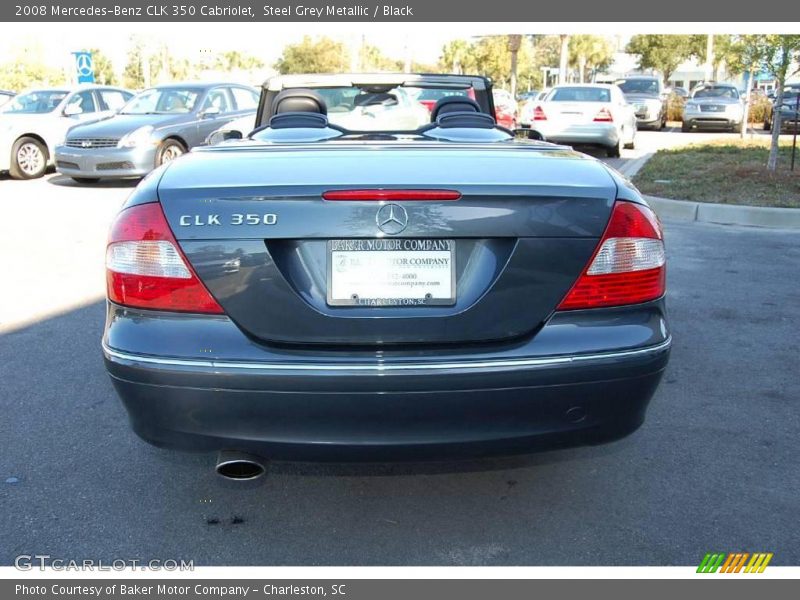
[46,173,141,188]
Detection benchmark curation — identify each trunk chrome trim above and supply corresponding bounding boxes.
[102,337,671,373]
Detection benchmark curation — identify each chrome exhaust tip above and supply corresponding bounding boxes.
[215,451,267,481]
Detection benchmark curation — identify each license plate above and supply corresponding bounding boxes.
[327,239,455,307]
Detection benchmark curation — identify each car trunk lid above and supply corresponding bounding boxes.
[156,143,618,346]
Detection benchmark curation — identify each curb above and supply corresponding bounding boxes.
[645,196,800,230]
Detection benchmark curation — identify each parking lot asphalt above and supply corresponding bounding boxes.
[1,130,798,566]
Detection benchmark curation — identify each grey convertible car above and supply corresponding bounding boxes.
[54,82,258,182]
[102,74,670,479]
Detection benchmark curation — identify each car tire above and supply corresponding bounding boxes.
[155,139,186,167]
[681,121,691,132]
[764,119,771,131]
[733,122,744,134]
[606,141,621,158]
[71,177,100,184]
[9,136,48,179]
[624,128,635,150]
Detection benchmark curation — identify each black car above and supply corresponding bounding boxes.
[102,74,670,479]
[764,84,800,132]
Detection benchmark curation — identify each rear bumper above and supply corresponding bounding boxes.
[54,145,157,178]
[103,300,671,461]
[537,123,619,148]
[635,115,661,127]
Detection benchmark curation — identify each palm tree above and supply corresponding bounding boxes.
[507,35,522,98]
[558,35,570,84]
[568,35,614,83]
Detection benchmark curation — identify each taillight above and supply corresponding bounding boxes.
[106,202,223,314]
[594,107,614,122]
[533,105,547,121]
[420,100,435,113]
[558,201,665,310]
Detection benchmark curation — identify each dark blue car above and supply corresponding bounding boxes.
[102,74,670,479]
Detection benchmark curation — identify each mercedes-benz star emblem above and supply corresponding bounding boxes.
[376,203,408,235]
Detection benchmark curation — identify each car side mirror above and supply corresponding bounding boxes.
[200,106,221,119]
[514,128,544,141]
[63,104,83,117]
[206,129,243,146]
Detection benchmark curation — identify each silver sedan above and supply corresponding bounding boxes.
[526,84,637,157]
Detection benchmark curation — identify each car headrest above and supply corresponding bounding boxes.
[269,112,329,129]
[272,88,327,116]
[354,92,398,107]
[435,111,496,129]
[431,96,481,121]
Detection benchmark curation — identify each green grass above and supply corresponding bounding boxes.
[633,138,800,208]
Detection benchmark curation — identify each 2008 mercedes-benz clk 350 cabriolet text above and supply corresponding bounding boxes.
[102,74,671,479]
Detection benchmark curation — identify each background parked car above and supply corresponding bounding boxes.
[322,87,431,131]
[492,89,518,129]
[0,90,15,110]
[517,90,540,102]
[413,88,474,113]
[615,75,667,130]
[681,83,744,132]
[764,84,800,132]
[0,85,133,179]
[54,82,258,182]
[529,84,636,157]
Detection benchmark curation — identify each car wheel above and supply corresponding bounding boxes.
[10,136,48,179]
[71,177,100,184]
[764,119,771,131]
[624,128,635,150]
[155,139,186,167]
[681,121,691,132]
[733,122,744,134]
[606,140,621,158]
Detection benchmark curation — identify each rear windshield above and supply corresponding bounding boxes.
[617,79,659,95]
[693,86,739,99]
[548,87,611,103]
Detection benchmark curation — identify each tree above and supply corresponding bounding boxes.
[507,35,522,97]
[214,51,264,72]
[440,39,475,74]
[81,48,116,85]
[0,46,66,90]
[744,35,800,170]
[274,36,349,74]
[558,35,570,84]
[626,34,702,83]
[122,37,148,89]
[693,34,740,79]
[726,36,764,140]
[569,35,614,83]
[359,45,402,72]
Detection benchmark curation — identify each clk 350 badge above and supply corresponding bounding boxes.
[179,214,278,226]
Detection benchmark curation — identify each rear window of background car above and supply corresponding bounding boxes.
[549,87,611,102]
